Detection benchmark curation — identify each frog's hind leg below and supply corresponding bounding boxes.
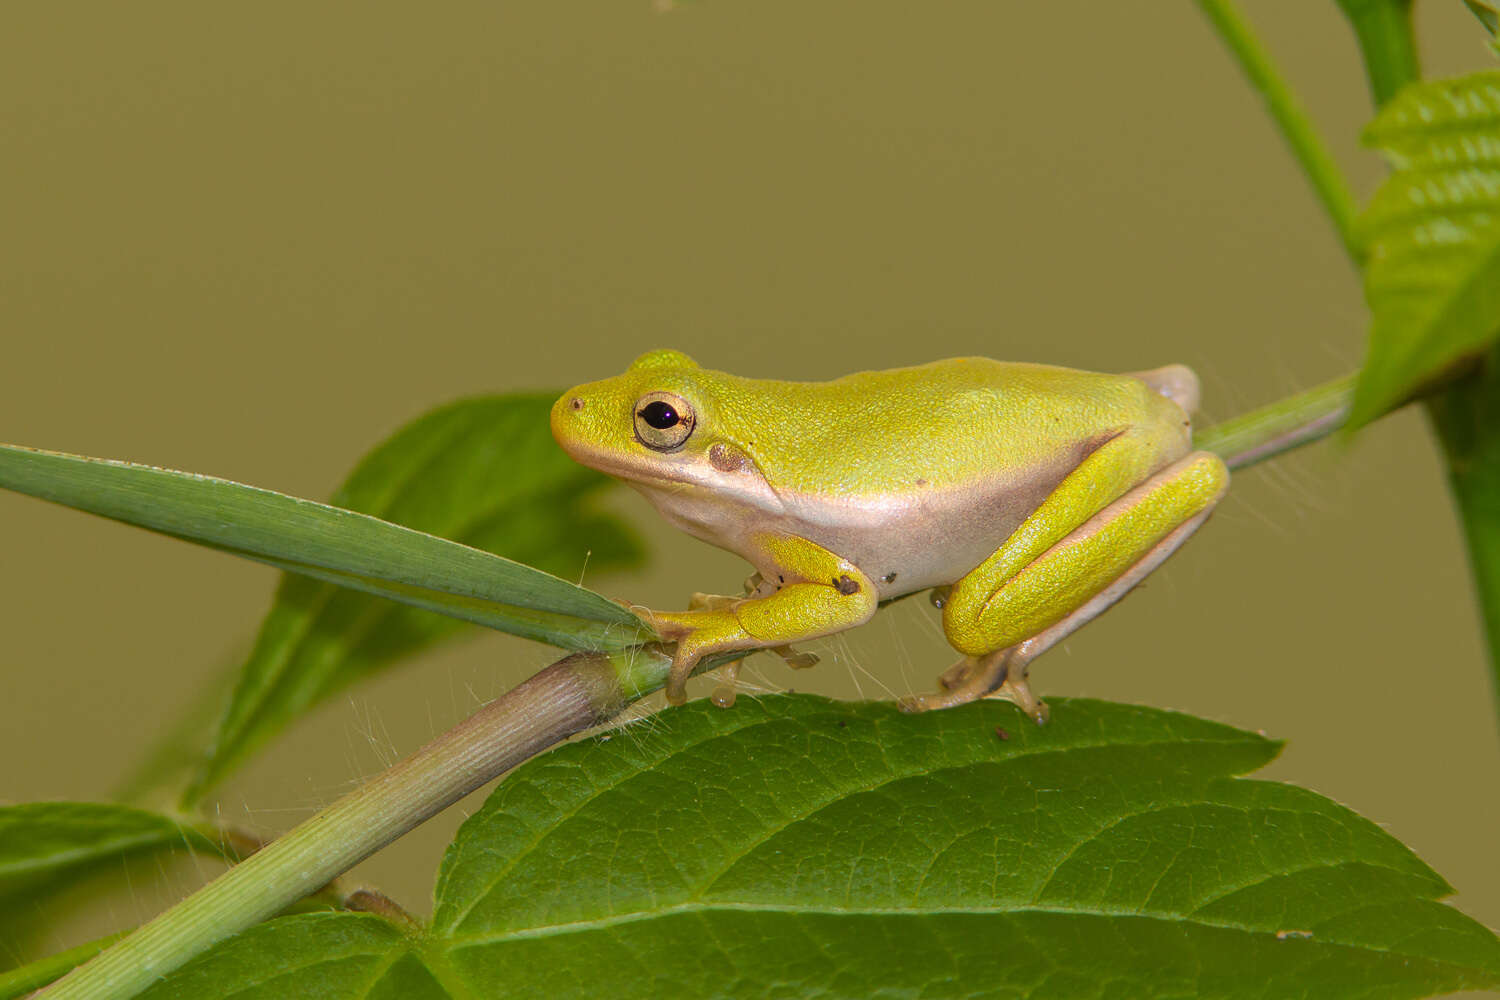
[900,496,1220,719]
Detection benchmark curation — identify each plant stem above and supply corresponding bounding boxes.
[41,650,650,1000]
[1196,0,1363,264]
[1195,373,1354,470]
[1336,0,1420,107]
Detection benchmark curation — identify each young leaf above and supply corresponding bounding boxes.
[1349,71,1500,430]
[181,396,645,802]
[134,697,1500,999]
[0,428,649,650]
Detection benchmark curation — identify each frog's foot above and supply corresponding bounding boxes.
[655,599,820,706]
[643,610,763,706]
[899,649,1048,724]
[640,542,878,707]
[898,652,999,713]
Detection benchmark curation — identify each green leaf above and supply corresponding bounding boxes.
[0,931,125,999]
[1349,71,1500,430]
[0,435,647,653]
[0,803,225,960]
[137,697,1500,999]
[181,395,645,801]
[134,914,443,1000]
[0,803,223,903]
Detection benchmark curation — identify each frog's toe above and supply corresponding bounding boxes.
[937,657,978,691]
[771,643,819,670]
[899,662,993,712]
[991,666,1049,725]
[901,649,1046,715]
[898,687,974,713]
[665,647,701,706]
[710,658,743,708]
[897,693,936,713]
[898,684,990,713]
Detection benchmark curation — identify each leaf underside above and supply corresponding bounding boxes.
[1350,70,1500,429]
[136,696,1500,1000]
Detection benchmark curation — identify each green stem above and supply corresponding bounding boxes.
[1195,373,1354,470]
[42,651,642,1000]
[1196,0,1363,263]
[1335,0,1420,107]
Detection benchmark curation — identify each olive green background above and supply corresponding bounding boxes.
[3,0,1499,982]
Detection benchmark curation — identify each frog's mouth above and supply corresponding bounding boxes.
[563,438,784,520]
[554,436,706,490]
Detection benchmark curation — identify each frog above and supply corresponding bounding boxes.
[550,349,1229,721]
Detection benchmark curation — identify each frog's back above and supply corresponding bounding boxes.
[738,358,1184,497]
[719,358,1194,597]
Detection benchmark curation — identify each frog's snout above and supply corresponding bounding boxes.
[549,391,587,451]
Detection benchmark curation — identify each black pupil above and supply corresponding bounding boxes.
[640,401,680,429]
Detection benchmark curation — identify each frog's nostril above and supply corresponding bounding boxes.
[569,397,585,411]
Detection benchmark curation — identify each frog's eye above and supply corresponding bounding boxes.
[633,391,695,451]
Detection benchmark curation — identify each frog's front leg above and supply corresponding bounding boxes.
[643,534,878,705]
[905,446,1229,716]
[684,588,822,708]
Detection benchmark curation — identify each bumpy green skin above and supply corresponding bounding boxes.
[551,350,1228,712]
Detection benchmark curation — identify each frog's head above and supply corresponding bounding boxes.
[552,350,761,496]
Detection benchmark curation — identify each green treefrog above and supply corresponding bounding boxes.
[551,350,1228,721]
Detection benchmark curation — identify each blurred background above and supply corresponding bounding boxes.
[3,0,1498,982]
